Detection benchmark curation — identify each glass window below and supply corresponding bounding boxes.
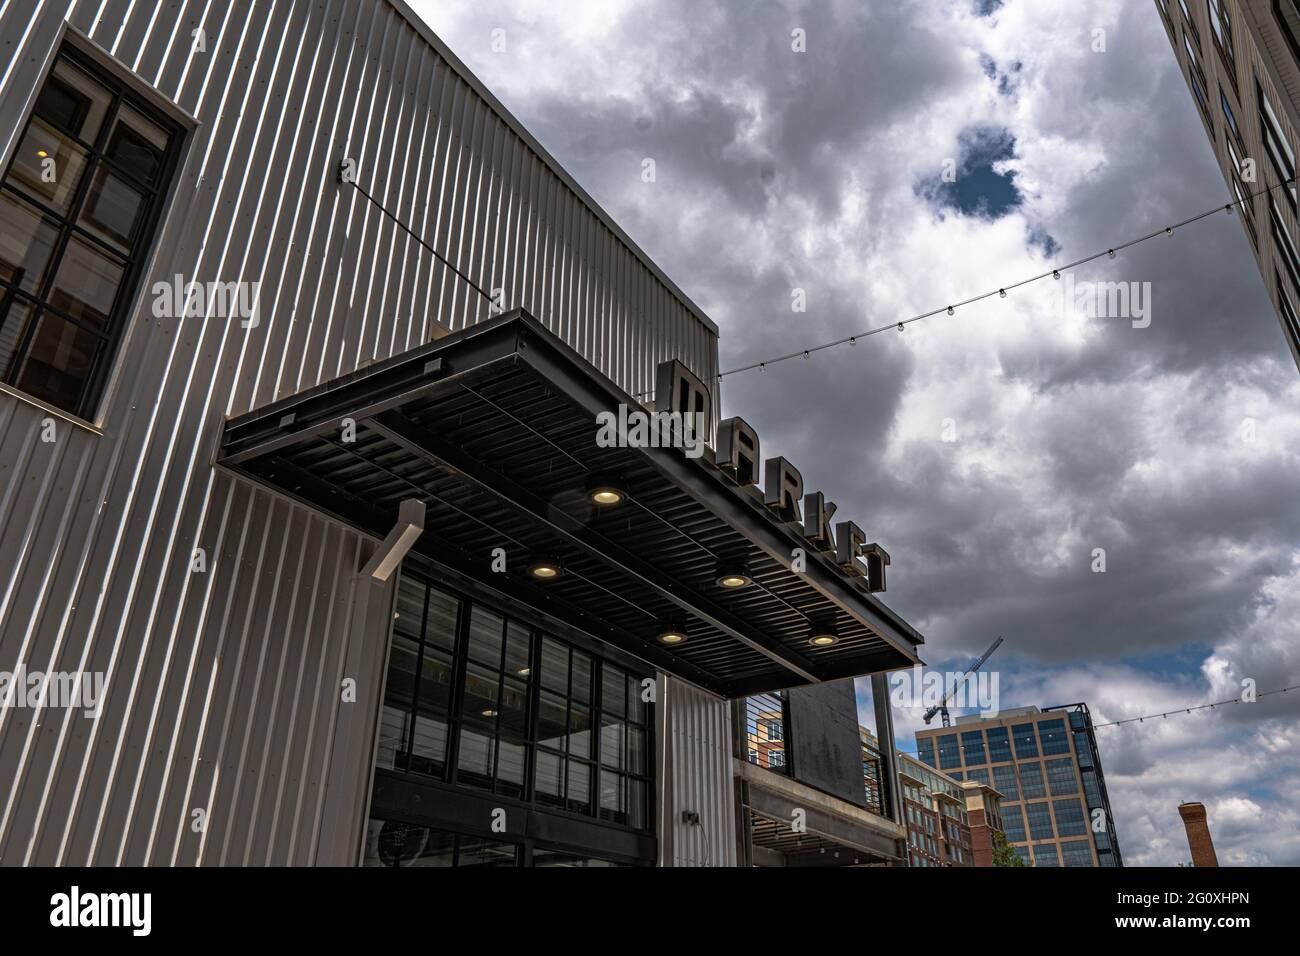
[1018,762,1046,799]
[0,46,180,417]
[937,734,961,770]
[1012,845,1030,865]
[1046,758,1078,796]
[1207,0,1237,84]
[986,727,1012,763]
[1061,840,1094,867]
[966,767,990,786]
[1025,802,1055,841]
[1037,719,1070,755]
[1278,269,1300,345]
[1012,723,1039,759]
[1053,798,1088,838]
[992,763,1018,800]
[1032,843,1060,867]
[379,573,653,831]
[1002,804,1026,842]
[916,737,936,767]
[1260,81,1298,209]
[1278,0,1300,67]
[960,730,986,766]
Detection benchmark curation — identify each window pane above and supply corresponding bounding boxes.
[627,725,647,775]
[600,714,624,768]
[599,769,623,820]
[535,750,563,807]
[423,587,459,651]
[0,192,61,292]
[408,713,447,776]
[602,664,625,717]
[11,311,99,411]
[35,58,112,144]
[416,645,454,715]
[571,649,592,703]
[536,690,567,751]
[457,724,496,783]
[6,120,90,214]
[48,235,125,332]
[1018,762,1046,799]
[540,637,567,693]
[566,760,591,813]
[568,704,592,758]
[503,621,531,679]
[466,606,503,666]
[627,673,647,723]
[462,662,500,720]
[79,166,146,253]
[1012,723,1039,758]
[105,104,169,187]
[376,704,411,771]
[0,297,37,382]
[627,779,647,830]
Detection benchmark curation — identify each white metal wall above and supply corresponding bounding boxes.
[657,675,737,867]
[0,0,720,865]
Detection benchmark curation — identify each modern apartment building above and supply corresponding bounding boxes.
[1157,0,1300,371]
[961,778,1005,868]
[898,743,975,867]
[915,704,1123,867]
[0,1,926,866]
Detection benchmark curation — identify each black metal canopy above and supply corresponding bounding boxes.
[218,310,924,698]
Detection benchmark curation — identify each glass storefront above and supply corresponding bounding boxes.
[369,563,656,866]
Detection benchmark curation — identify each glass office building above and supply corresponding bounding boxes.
[915,703,1122,867]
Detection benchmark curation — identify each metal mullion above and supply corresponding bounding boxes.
[445,594,473,785]
[488,611,507,793]
[522,627,542,803]
[1,182,76,232]
[401,575,433,775]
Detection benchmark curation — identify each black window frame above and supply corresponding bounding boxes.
[0,42,183,420]
[378,562,657,836]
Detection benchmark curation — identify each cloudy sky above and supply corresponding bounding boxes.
[409,0,1300,865]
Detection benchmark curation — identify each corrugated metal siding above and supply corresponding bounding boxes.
[0,0,720,866]
[657,675,736,867]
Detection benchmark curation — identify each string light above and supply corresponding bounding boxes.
[705,178,1296,387]
[882,683,1300,756]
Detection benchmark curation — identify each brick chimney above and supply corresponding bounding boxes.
[1178,802,1218,867]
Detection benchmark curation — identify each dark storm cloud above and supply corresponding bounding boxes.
[415,0,1300,864]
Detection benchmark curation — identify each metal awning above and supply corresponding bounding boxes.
[218,310,923,698]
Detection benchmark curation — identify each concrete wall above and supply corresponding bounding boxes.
[0,0,719,865]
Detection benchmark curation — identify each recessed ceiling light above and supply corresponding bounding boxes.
[715,562,752,589]
[587,475,628,507]
[656,622,688,645]
[528,557,563,580]
[36,149,48,158]
[809,622,839,647]
[517,667,531,677]
[481,709,498,717]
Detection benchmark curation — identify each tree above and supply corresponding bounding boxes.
[991,831,1025,867]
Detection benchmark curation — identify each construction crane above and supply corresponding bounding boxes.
[923,636,1005,728]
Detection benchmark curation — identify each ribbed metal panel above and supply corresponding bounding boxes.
[0,0,720,866]
[657,675,737,867]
